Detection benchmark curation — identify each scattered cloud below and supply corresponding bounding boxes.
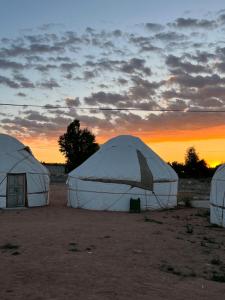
[169,18,217,29]
[1,10,225,142]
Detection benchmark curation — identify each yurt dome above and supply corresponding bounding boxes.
[0,133,50,208]
[67,135,178,211]
[210,164,225,227]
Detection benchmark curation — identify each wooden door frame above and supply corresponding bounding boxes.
[6,173,28,208]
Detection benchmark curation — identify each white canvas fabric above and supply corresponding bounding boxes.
[68,135,178,211]
[210,164,225,227]
[0,134,49,208]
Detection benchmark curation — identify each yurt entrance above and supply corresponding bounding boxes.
[6,174,27,208]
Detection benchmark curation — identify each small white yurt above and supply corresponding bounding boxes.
[210,165,225,227]
[0,134,50,208]
[67,135,178,211]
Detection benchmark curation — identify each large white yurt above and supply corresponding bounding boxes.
[0,134,50,208]
[210,164,225,227]
[67,135,178,211]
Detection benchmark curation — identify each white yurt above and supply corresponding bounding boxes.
[0,133,50,208]
[67,135,178,211]
[210,164,225,227]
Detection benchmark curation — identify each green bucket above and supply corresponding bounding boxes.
[130,198,141,213]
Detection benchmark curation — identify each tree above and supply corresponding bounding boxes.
[169,161,185,177]
[58,119,99,172]
[184,147,208,178]
[185,147,199,166]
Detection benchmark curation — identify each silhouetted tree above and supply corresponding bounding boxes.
[170,161,185,177]
[58,119,99,172]
[184,147,208,178]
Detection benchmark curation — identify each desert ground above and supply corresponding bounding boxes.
[1,183,225,300]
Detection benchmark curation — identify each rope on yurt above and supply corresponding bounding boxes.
[0,152,31,187]
[76,178,79,208]
[165,181,173,208]
[152,190,166,209]
[144,189,147,210]
[214,180,222,225]
[210,179,224,226]
[77,185,133,210]
[221,191,225,226]
[103,186,133,211]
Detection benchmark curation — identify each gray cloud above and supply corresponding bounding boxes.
[129,35,161,52]
[169,18,217,29]
[166,55,208,74]
[0,75,20,88]
[38,79,60,89]
[35,64,57,72]
[145,23,164,32]
[17,92,26,97]
[120,58,151,76]
[168,73,225,88]
[83,70,97,80]
[0,59,24,70]
[84,92,128,105]
[64,97,81,107]
[60,62,80,72]
[154,31,188,42]
[13,74,35,88]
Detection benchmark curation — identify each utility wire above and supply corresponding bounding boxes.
[1,102,225,112]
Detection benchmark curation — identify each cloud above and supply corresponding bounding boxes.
[168,73,225,88]
[120,58,151,76]
[17,92,27,97]
[117,78,128,85]
[2,12,225,144]
[145,23,164,32]
[64,97,81,107]
[83,70,97,80]
[35,64,57,73]
[13,74,35,88]
[169,18,217,29]
[154,31,188,42]
[0,59,24,70]
[166,55,208,74]
[129,76,164,99]
[38,79,60,89]
[84,92,127,105]
[182,51,215,63]
[60,62,80,72]
[215,62,225,73]
[0,75,20,88]
[129,35,161,52]
[112,29,122,37]
[23,110,50,122]
[49,56,71,62]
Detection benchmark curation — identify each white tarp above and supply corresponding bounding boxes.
[210,164,225,227]
[0,134,49,208]
[67,135,178,211]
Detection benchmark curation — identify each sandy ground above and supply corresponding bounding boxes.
[1,183,225,300]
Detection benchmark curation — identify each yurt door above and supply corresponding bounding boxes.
[7,174,26,208]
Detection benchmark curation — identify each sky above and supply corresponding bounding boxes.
[1,0,225,166]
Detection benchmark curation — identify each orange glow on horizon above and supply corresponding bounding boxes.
[17,124,225,167]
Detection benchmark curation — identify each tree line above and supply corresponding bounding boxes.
[169,147,219,178]
[58,119,221,177]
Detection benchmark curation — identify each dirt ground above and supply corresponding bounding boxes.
[1,183,225,300]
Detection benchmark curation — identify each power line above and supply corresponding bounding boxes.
[0,102,225,112]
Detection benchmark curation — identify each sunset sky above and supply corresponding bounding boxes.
[1,0,225,166]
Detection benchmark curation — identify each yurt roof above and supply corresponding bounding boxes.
[0,133,26,154]
[0,133,48,175]
[211,164,225,181]
[69,135,178,186]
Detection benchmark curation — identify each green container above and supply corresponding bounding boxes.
[130,198,141,213]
